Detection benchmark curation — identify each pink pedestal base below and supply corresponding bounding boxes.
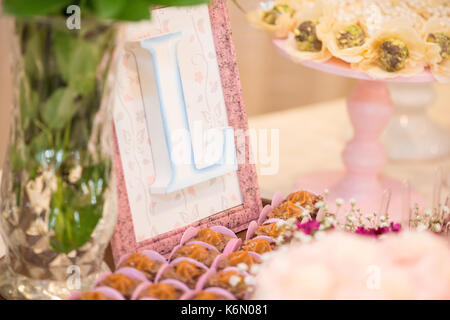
[272,39,435,222]
[294,171,424,222]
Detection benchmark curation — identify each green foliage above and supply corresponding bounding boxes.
[49,163,109,253]
[3,0,209,21]
[4,0,208,254]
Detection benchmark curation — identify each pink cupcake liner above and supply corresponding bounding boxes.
[181,225,238,253]
[195,268,217,290]
[246,221,258,240]
[257,204,274,225]
[246,218,284,240]
[168,241,219,262]
[197,266,250,292]
[210,250,261,272]
[94,267,149,288]
[159,279,191,293]
[251,235,276,243]
[155,257,209,283]
[131,278,190,300]
[209,226,237,238]
[116,249,167,268]
[68,286,125,300]
[223,238,242,255]
[271,192,285,208]
[180,287,237,300]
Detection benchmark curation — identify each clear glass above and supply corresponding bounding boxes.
[0,17,117,299]
[384,83,450,160]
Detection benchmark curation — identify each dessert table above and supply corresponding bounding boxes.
[0,96,449,299]
[249,98,450,207]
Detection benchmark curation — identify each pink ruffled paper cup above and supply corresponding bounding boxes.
[198,266,250,299]
[180,226,239,253]
[93,267,149,288]
[68,286,125,300]
[155,257,210,289]
[116,249,167,268]
[181,287,238,300]
[271,192,285,208]
[211,251,262,272]
[168,241,220,266]
[246,218,285,240]
[257,204,274,225]
[131,279,190,300]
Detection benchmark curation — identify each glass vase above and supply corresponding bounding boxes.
[0,17,117,299]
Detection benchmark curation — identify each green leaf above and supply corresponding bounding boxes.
[41,87,79,130]
[53,31,77,83]
[23,27,45,82]
[149,0,209,6]
[113,0,152,21]
[68,41,102,96]
[49,165,107,253]
[92,0,127,19]
[3,0,72,17]
[19,79,39,132]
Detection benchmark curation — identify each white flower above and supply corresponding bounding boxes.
[229,275,242,287]
[380,222,389,228]
[276,235,284,245]
[442,206,449,214]
[350,198,357,206]
[432,223,442,233]
[424,209,432,217]
[324,189,329,195]
[335,198,344,206]
[380,216,386,222]
[294,232,312,243]
[276,220,286,228]
[237,263,248,272]
[244,276,256,286]
[286,217,297,226]
[250,264,260,274]
[346,214,355,222]
[302,209,311,218]
[416,223,428,232]
[315,201,324,209]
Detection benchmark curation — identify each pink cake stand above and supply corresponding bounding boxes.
[273,39,436,221]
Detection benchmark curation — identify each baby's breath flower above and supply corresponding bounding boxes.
[315,201,324,209]
[244,276,256,286]
[442,206,449,214]
[424,209,432,217]
[416,223,428,232]
[301,209,311,218]
[229,275,242,287]
[237,263,249,272]
[276,220,286,228]
[350,198,357,206]
[432,223,442,233]
[380,216,386,222]
[250,264,260,274]
[286,217,297,226]
[335,198,344,206]
[323,189,329,195]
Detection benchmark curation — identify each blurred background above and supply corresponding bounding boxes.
[0,0,449,166]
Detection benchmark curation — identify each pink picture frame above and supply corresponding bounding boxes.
[110,0,262,265]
